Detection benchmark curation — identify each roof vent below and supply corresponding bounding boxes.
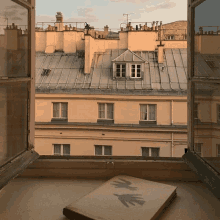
[42,68,51,76]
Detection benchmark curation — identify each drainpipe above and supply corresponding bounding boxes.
[171,133,174,157]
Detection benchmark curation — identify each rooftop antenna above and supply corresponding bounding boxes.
[123,13,135,26]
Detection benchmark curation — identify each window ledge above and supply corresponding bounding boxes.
[139,120,157,125]
[97,119,114,124]
[51,118,68,123]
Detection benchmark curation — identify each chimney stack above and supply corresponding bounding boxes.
[56,12,63,23]
[199,27,203,35]
[152,21,155,31]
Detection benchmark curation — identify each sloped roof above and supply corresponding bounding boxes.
[35,48,189,95]
[112,49,147,63]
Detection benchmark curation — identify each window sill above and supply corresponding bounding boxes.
[139,120,157,125]
[97,119,114,124]
[51,118,68,123]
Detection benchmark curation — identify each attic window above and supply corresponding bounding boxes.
[116,64,126,77]
[42,68,51,76]
[131,64,141,78]
[167,35,175,40]
[206,60,218,69]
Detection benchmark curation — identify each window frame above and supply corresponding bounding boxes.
[141,147,160,157]
[98,103,114,120]
[0,0,39,191]
[53,144,70,156]
[116,63,126,78]
[167,35,175,40]
[130,64,142,78]
[140,104,157,121]
[94,145,112,156]
[52,102,68,119]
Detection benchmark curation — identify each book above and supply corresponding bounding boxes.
[63,175,177,220]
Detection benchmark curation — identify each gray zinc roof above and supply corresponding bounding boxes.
[35,48,189,95]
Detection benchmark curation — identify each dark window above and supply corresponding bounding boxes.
[98,103,114,119]
[140,104,156,121]
[95,145,112,155]
[141,147,160,157]
[116,64,126,77]
[54,144,70,156]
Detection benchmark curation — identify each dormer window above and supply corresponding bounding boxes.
[167,35,175,40]
[131,64,141,78]
[116,64,126,77]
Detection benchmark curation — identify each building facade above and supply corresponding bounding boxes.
[33,12,190,157]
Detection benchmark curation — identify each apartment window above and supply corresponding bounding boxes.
[217,145,220,157]
[95,145,112,155]
[53,103,68,118]
[116,64,126,77]
[131,64,141,78]
[182,34,187,40]
[98,103,114,120]
[141,147,160,157]
[53,144,70,156]
[167,35,175,40]
[194,143,202,157]
[140,104,156,121]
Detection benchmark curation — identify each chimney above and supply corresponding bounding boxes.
[56,12,63,23]
[152,21,155,31]
[157,44,164,64]
[136,25,138,30]
[104,25,109,33]
[199,27,203,35]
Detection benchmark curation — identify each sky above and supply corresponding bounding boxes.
[35,0,187,29]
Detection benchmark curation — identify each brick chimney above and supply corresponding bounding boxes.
[55,12,64,31]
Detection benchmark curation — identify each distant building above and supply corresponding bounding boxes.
[33,12,190,157]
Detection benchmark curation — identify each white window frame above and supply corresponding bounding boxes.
[53,144,70,156]
[116,63,126,78]
[167,35,175,40]
[140,104,157,121]
[98,103,114,120]
[94,145,112,156]
[53,102,68,119]
[141,147,160,157]
[130,64,141,78]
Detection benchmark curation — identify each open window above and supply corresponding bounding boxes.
[0,0,39,190]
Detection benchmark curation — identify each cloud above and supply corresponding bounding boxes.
[76,7,99,22]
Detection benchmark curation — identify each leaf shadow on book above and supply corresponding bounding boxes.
[111,178,138,191]
[113,193,145,208]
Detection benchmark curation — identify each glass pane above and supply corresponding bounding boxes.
[140,105,147,120]
[54,144,61,155]
[149,105,156,120]
[122,64,126,77]
[131,65,135,77]
[104,146,112,155]
[0,0,29,77]
[61,103,67,118]
[95,145,102,155]
[142,147,149,156]
[0,81,28,166]
[63,144,70,155]
[98,103,105,118]
[53,103,59,118]
[151,148,160,157]
[107,104,113,119]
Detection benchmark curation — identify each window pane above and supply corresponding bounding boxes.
[63,144,70,155]
[0,0,29,77]
[142,147,149,156]
[104,146,112,155]
[0,82,28,166]
[54,144,61,155]
[149,105,156,120]
[122,65,126,77]
[107,104,113,119]
[131,65,135,77]
[151,148,160,157]
[95,146,102,155]
[61,103,67,118]
[53,103,59,118]
[140,105,147,120]
[98,103,105,118]
[116,65,120,77]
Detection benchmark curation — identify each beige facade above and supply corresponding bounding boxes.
[34,12,189,157]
